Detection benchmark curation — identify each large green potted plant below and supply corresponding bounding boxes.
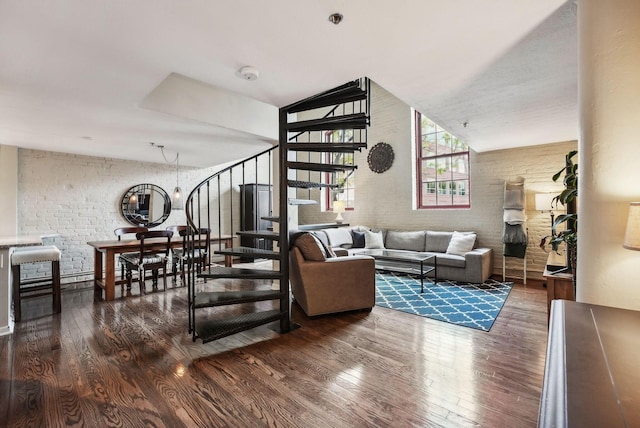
[539,150,578,280]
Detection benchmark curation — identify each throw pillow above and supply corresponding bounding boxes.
[323,227,353,248]
[364,230,385,249]
[294,233,327,261]
[351,230,365,248]
[446,231,477,256]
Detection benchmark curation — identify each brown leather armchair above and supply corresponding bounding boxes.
[289,245,376,317]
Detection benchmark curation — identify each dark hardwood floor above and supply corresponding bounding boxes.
[0,271,548,427]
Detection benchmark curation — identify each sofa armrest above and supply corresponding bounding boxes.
[299,255,375,278]
[464,248,493,283]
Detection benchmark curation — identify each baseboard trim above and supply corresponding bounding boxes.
[0,321,14,336]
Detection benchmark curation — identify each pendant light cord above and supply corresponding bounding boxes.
[158,145,180,184]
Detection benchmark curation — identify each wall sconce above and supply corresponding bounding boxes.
[623,202,640,250]
[333,200,346,224]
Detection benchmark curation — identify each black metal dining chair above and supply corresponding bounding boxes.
[119,230,173,294]
[166,225,188,284]
[177,227,211,285]
[113,226,148,291]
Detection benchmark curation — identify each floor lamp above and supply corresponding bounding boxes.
[535,193,557,235]
[536,192,566,272]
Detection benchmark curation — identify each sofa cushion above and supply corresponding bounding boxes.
[351,230,365,248]
[294,233,328,261]
[323,227,353,248]
[364,230,385,249]
[385,230,425,252]
[425,231,453,252]
[446,231,477,256]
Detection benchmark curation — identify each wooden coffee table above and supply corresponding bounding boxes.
[356,249,436,293]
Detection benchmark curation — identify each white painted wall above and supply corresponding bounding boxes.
[298,82,578,279]
[0,145,17,236]
[15,148,273,282]
[577,0,640,310]
[0,144,18,334]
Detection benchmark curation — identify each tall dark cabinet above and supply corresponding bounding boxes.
[239,183,273,253]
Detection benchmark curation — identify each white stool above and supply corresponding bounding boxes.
[11,245,62,322]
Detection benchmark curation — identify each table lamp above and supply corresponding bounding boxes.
[333,200,346,224]
[623,202,640,250]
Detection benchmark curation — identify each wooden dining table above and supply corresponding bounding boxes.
[88,235,233,301]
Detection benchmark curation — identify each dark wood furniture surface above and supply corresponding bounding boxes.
[543,267,574,321]
[88,235,233,301]
[539,300,640,427]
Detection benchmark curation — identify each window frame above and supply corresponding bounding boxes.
[415,110,470,209]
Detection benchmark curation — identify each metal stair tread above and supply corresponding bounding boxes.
[194,289,284,308]
[195,310,283,344]
[287,142,367,152]
[288,161,357,172]
[284,80,367,113]
[288,198,318,206]
[214,246,280,259]
[235,230,280,240]
[286,112,369,132]
[198,265,281,280]
[287,180,338,189]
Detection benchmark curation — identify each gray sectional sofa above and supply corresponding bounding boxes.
[313,226,493,283]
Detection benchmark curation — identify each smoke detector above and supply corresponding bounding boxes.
[238,66,259,81]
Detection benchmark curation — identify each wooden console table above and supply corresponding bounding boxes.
[539,300,640,427]
[543,268,574,322]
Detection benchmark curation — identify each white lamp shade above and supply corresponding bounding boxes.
[623,202,640,251]
[535,193,556,211]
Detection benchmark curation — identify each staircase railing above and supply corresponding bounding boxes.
[185,144,277,240]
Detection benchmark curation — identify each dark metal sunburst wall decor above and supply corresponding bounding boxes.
[367,142,394,173]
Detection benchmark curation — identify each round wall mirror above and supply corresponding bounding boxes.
[120,184,171,227]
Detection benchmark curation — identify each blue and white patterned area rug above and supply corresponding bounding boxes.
[375,272,513,331]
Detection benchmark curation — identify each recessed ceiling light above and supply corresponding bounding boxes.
[329,13,343,25]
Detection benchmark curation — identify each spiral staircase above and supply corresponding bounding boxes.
[184,78,370,343]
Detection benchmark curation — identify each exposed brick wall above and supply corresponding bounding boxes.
[298,82,578,280]
[17,149,273,282]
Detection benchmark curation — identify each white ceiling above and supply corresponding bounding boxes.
[0,0,576,168]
